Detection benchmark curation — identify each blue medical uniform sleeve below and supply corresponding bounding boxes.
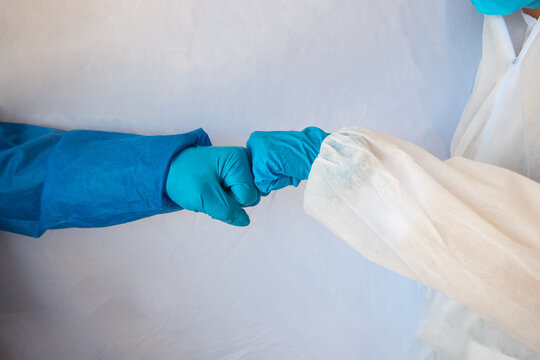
[0,122,211,238]
[471,0,540,15]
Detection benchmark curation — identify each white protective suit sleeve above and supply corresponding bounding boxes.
[304,127,540,353]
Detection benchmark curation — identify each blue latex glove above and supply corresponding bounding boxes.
[166,146,260,226]
[471,0,540,14]
[246,127,329,195]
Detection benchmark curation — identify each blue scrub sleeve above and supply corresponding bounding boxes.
[471,0,540,15]
[0,122,211,237]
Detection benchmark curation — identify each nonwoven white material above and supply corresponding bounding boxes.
[304,127,540,353]
[413,12,540,359]
[451,13,540,181]
[305,11,540,358]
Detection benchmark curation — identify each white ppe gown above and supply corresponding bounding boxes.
[304,13,540,355]
[452,13,540,181]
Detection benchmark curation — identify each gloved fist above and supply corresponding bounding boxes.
[247,127,329,195]
[166,146,260,226]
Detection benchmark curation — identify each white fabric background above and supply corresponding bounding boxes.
[0,1,482,359]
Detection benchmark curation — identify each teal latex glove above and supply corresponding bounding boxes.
[246,127,329,195]
[470,0,540,15]
[166,146,260,226]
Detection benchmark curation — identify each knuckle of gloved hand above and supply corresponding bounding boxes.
[237,145,251,157]
[247,132,266,151]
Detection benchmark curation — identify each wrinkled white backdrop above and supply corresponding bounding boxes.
[0,1,482,359]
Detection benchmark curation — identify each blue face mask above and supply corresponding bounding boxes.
[470,0,540,15]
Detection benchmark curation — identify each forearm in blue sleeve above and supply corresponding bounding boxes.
[0,122,211,237]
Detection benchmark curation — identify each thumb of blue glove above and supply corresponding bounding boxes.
[166,146,260,226]
[247,127,329,195]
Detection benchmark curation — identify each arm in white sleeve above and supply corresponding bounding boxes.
[304,127,540,352]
